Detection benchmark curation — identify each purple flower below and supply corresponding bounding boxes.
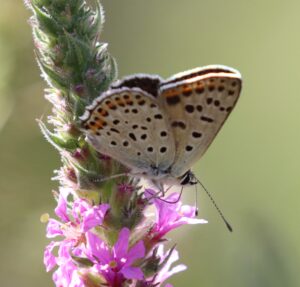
[145,190,207,240]
[44,241,59,272]
[44,191,110,273]
[154,245,187,285]
[52,244,86,287]
[46,191,109,239]
[138,245,185,287]
[86,228,145,286]
[118,183,134,193]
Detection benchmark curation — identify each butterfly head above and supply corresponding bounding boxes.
[178,170,198,186]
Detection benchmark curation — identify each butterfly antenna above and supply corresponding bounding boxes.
[196,177,233,232]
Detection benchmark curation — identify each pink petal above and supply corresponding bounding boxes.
[81,204,109,232]
[55,194,69,222]
[113,228,130,259]
[126,240,145,265]
[44,241,58,271]
[121,266,144,280]
[86,231,110,264]
[53,260,77,287]
[46,219,63,238]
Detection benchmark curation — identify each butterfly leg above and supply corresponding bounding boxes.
[91,172,129,184]
[151,180,166,197]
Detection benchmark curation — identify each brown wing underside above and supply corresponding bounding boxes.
[158,68,242,177]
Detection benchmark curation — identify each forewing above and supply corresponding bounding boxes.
[80,87,175,173]
[158,66,242,177]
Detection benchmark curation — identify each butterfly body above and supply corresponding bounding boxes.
[81,65,242,187]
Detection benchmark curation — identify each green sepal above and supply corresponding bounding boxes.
[31,2,60,37]
[37,58,69,90]
[68,0,83,14]
[69,158,104,190]
[157,245,176,271]
[32,0,52,7]
[75,189,101,205]
[86,45,118,100]
[99,53,118,93]
[77,269,108,287]
[32,26,49,48]
[38,120,78,151]
[76,172,97,190]
[95,226,120,247]
[142,245,177,277]
[73,95,88,120]
[88,1,105,38]
[71,254,94,268]
[51,0,71,14]
[64,32,91,76]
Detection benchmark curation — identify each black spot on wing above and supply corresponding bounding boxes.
[129,133,137,141]
[185,105,195,113]
[166,95,181,105]
[172,121,186,129]
[200,116,214,123]
[192,132,202,138]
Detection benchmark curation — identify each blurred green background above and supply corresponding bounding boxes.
[0,0,299,286]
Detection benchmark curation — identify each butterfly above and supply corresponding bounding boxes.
[80,65,242,190]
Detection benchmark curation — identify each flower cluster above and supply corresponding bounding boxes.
[44,188,206,286]
[25,0,207,286]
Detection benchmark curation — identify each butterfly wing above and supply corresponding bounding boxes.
[80,87,176,174]
[110,74,162,98]
[158,65,242,177]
